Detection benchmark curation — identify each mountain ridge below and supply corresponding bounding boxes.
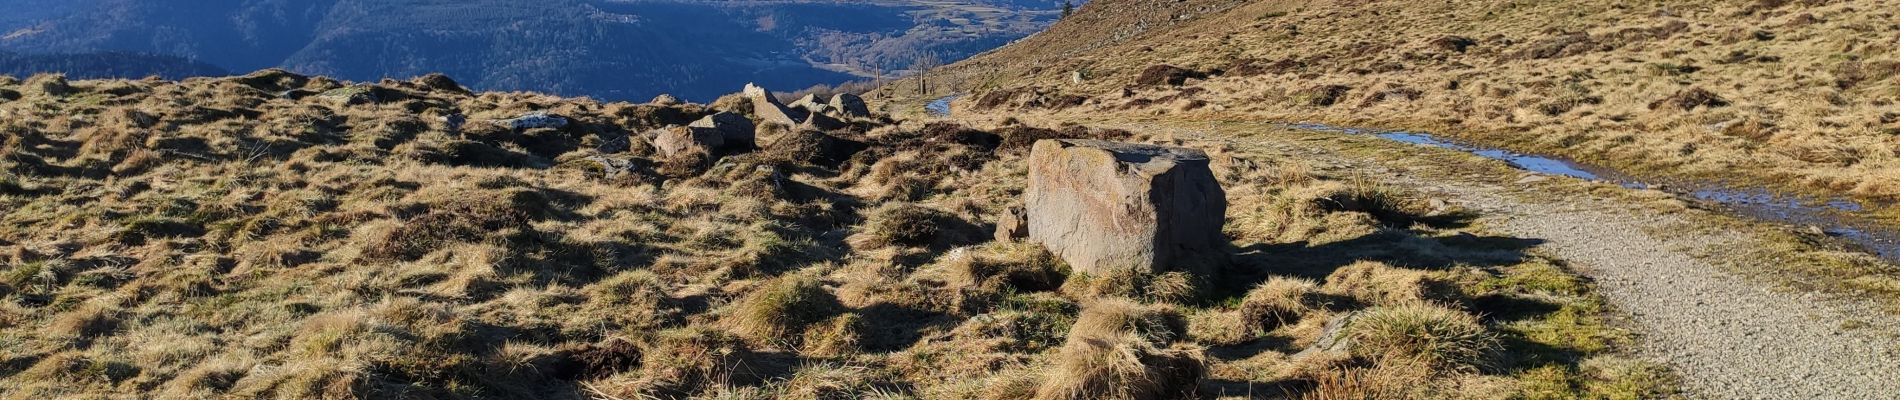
[0,0,1060,101]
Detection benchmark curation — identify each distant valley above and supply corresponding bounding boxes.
[0,0,1065,101]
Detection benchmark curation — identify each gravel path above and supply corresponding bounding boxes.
[1181,126,1900,399]
[1458,187,1900,399]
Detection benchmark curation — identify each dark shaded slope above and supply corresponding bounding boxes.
[0,51,229,79]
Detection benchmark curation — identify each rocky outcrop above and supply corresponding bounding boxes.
[689,112,757,148]
[743,83,805,126]
[651,126,725,158]
[499,111,570,130]
[788,94,822,111]
[799,112,849,131]
[829,93,871,118]
[1024,139,1226,276]
[995,206,1028,242]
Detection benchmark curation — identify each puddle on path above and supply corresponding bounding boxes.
[925,95,960,117]
[1282,122,1900,262]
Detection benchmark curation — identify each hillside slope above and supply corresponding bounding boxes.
[892,0,1900,210]
[0,51,229,80]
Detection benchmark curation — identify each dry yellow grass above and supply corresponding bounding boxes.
[0,69,1663,398]
[885,0,1900,214]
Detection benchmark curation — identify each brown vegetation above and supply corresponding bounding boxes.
[0,69,1660,398]
[890,0,1900,211]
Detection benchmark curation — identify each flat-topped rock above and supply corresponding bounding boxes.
[689,112,756,148]
[1024,139,1226,277]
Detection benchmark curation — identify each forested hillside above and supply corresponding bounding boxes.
[0,51,227,81]
[0,0,1062,101]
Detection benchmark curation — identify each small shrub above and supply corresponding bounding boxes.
[1033,333,1205,400]
[1239,277,1320,333]
[947,242,1069,292]
[800,313,863,357]
[1346,303,1499,371]
[855,203,957,248]
[1067,298,1186,344]
[1297,363,1428,400]
[635,327,761,397]
[725,274,841,343]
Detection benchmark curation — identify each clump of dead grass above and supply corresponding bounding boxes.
[724,273,842,345]
[1346,303,1500,371]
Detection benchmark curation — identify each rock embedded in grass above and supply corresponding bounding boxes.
[1024,139,1226,277]
[743,83,805,126]
[686,111,758,150]
[829,93,871,118]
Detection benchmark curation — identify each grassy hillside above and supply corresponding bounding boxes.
[0,70,1663,398]
[887,0,1900,211]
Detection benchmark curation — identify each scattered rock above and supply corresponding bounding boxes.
[804,102,836,117]
[597,134,632,154]
[650,94,682,105]
[994,206,1028,242]
[1025,139,1227,276]
[799,112,849,131]
[277,89,317,100]
[651,126,726,158]
[689,112,757,149]
[828,93,871,118]
[1516,175,1550,184]
[440,113,468,133]
[499,111,570,130]
[587,155,653,180]
[1291,311,1360,360]
[788,94,822,111]
[745,83,805,126]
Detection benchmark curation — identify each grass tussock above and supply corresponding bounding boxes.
[724,273,842,344]
[1346,303,1501,371]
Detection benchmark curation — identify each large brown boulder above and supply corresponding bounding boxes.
[829,93,871,118]
[689,112,757,148]
[650,126,725,158]
[743,83,805,126]
[1025,139,1226,276]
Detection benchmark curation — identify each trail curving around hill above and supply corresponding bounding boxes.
[1193,125,1900,399]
